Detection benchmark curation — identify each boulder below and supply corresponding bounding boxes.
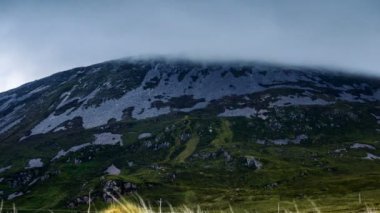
[244,156,263,170]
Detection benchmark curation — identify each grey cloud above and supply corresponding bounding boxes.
[1,0,380,92]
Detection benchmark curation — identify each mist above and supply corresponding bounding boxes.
[1,0,380,92]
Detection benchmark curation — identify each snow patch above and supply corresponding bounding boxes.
[269,96,331,107]
[105,164,121,175]
[351,143,376,150]
[258,134,308,145]
[371,113,380,124]
[52,133,123,160]
[0,165,11,174]
[53,126,67,132]
[334,148,346,153]
[257,109,269,120]
[0,117,23,134]
[272,139,290,145]
[138,133,152,140]
[8,192,23,200]
[29,65,380,136]
[52,143,91,161]
[94,133,123,146]
[29,66,316,135]
[293,134,308,144]
[338,92,364,103]
[25,158,44,169]
[363,153,380,160]
[218,107,257,118]
[19,136,28,142]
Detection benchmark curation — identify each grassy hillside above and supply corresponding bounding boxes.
[1,102,380,212]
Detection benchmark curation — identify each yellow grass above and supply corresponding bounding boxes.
[1,194,379,213]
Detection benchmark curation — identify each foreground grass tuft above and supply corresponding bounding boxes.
[100,194,380,213]
[1,196,380,213]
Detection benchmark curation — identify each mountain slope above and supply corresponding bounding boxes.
[0,58,380,211]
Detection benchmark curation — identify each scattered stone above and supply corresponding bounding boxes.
[143,140,153,148]
[179,132,192,143]
[68,194,93,208]
[102,180,137,203]
[168,173,176,182]
[150,163,163,170]
[293,134,308,144]
[223,150,232,162]
[245,156,263,169]
[74,158,82,165]
[272,139,289,145]
[153,142,170,151]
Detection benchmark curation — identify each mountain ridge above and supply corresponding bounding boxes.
[1,57,380,211]
[2,57,380,140]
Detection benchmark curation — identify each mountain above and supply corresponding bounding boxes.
[1,58,380,211]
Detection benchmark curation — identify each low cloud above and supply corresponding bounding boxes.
[1,0,380,92]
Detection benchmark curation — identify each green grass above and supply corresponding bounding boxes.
[211,119,233,148]
[1,105,380,211]
[175,135,200,163]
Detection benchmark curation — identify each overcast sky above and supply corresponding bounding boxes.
[1,0,380,92]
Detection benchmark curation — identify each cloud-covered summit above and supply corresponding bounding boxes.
[1,0,380,92]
